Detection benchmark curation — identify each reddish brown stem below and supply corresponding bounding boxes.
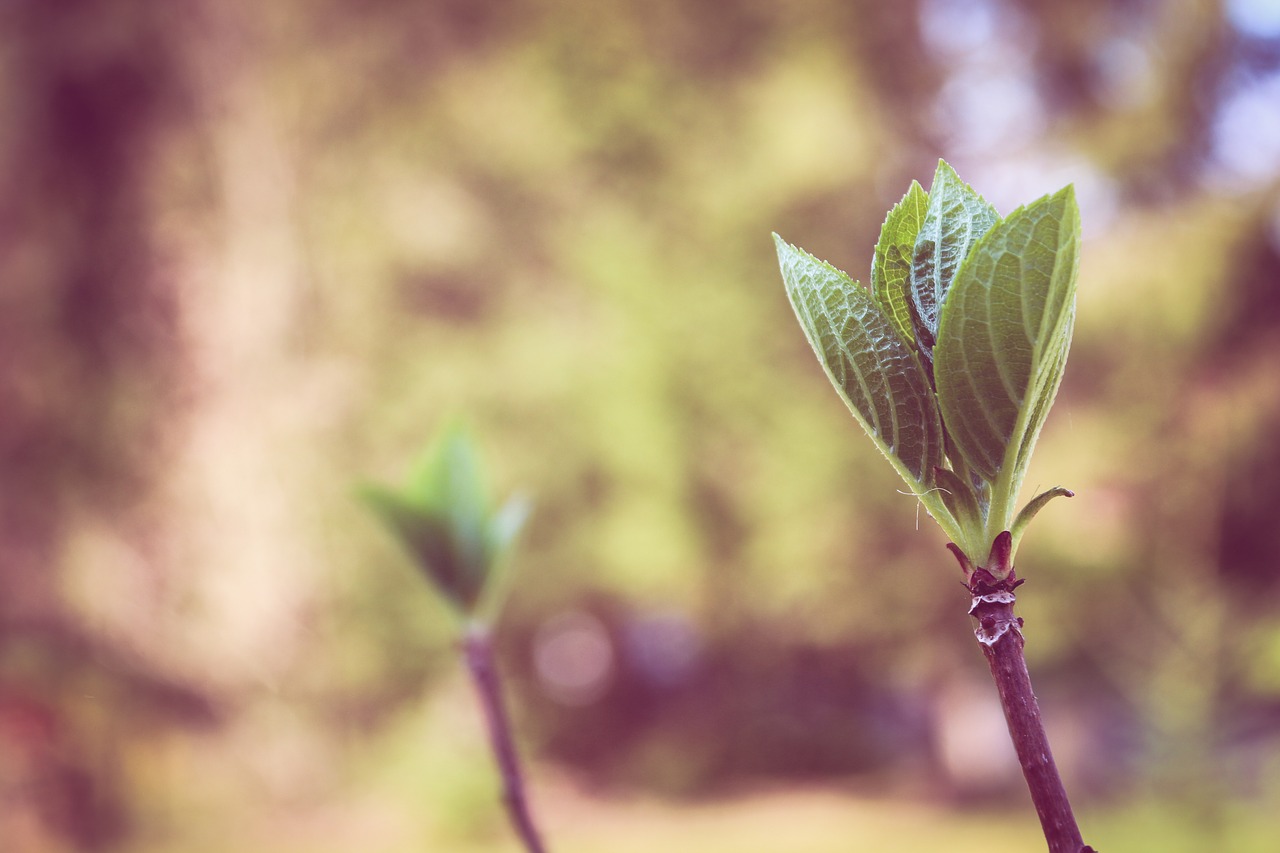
[462,625,549,853]
[968,569,1095,853]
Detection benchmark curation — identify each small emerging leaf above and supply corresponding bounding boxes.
[910,161,999,359]
[776,234,943,487]
[985,530,1014,578]
[472,493,533,622]
[872,180,929,347]
[362,484,487,614]
[946,542,975,577]
[363,425,529,621]
[406,424,489,577]
[488,493,532,557]
[1010,486,1074,548]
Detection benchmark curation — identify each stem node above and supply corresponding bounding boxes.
[965,569,1091,853]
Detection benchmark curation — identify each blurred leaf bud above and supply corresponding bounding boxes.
[362,421,530,624]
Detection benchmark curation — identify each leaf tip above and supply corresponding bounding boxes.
[985,530,1014,577]
[946,542,975,579]
[773,232,798,267]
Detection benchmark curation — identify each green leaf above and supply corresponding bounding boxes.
[409,423,489,576]
[776,234,943,487]
[363,424,530,621]
[1009,313,1074,483]
[487,493,531,559]
[473,493,533,622]
[1010,486,1074,549]
[933,466,984,535]
[910,161,1000,359]
[933,185,1081,489]
[361,485,486,614]
[871,180,929,347]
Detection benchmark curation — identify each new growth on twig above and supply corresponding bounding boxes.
[776,160,1094,852]
[364,424,547,853]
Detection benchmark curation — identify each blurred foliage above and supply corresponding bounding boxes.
[361,422,529,621]
[2,0,1280,850]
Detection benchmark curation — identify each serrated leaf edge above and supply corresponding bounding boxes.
[872,180,929,347]
[776,234,941,485]
[909,160,1001,357]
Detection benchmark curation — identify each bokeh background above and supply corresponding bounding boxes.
[3,0,1280,850]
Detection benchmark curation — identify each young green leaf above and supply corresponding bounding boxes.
[1009,313,1074,484]
[933,186,1081,488]
[933,466,984,535]
[364,424,529,622]
[409,423,490,573]
[488,493,532,557]
[910,161,999,359]
[472,493,532,622]
[871,180,929,347]
[362,484,487,614]
[1010,486,1074,549]
[775,234,943,487]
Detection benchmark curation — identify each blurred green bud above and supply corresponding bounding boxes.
[362,422,530,623]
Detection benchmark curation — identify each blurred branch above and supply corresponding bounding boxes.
[463,624,548,853]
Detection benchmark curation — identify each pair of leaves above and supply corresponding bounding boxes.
[363,423,529,621]
[872,165,1000,363]
[777,160,1080,567]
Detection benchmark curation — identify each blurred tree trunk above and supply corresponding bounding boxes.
[0,0,185,616]
[0,1,195,848]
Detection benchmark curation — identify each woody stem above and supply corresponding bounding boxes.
[968,572,1093,853]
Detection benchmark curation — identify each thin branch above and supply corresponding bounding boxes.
[968,567,1095,853]
[462,624,549,853]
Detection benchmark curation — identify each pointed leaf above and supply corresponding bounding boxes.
[409,423,490,575]
[411,423,487,506]
[985,529,1014,577]
[871,180,929,347]
[487,493,531,559]
[1010,486,1074,548]
[946,542,975,577]
[910,161,999,359]
[776,234,943,486]
[361,485,486,614]
[473,493,533,622]
[933,185,1081,484]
